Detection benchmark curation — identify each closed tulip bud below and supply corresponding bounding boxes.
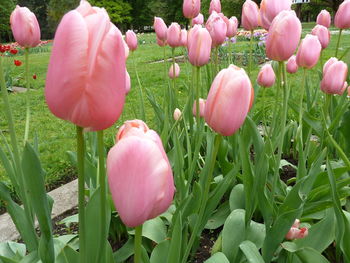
[167,23,182,48]
[192,13,204,25]
[335,0,350,29]
[183,0,200,19]
[125,71,131,94]
[205,65,252,136]
[192,98,206,117]
[123,40,130,60]
[311,25,330,49]
[156,37,167,47]
[187,26,212,66]
[180,29,188,46]
[125,30,137,51]
[286,55,298,74]
[107,120,175,227]
[45,0,126,131]
[317,10,331,28]
[169,63,180,79]
[342,81,348,94]
[321,58,348,95]
[206,12,227,47]
[209,0,221,14]
[227,17,238,37]
[173,108,182,121]
[266,11,301,61]
[286,227,309,240]
[10,5,41,48]
[296,34,322,69]
[259,0,292,30]
[242,0,260,31]
[257,64,276,87]
[154,17,167,41]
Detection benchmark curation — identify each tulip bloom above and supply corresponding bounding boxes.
[169,63,180,79]
[183,0,200,19]
[192,13,204,25]
[167,23,182,48]
[192,98,206,117]
[45,0,126,131]
[259,0,292,30]
[206,12,227,47]
[173,108,182,121]
[321,58,348,95]
[242,0,260,31]
[311,25,330,49]
[257,64,275,87]
[154,17,167,41]
[227,17,238,38]
[10,5,41,48]
[107,120,175,228]
[265,11,301,61]
[286,55,298,74]
[285,220,308,240]
[205,65,252,136]
[125,30,137,51]
[180,29,188,46]
[296,34,322,69]
[125,71,131,94]
[209,0,221,14]
[335,0,350,29]
[187,26,212,66]
[317,10,331,28]
[14,60,22,66]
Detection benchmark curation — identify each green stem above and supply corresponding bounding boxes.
[132,52,146,121]
[77,126,86,263]
[298,68,307,126]
[171,48,176,112]
[215,47,219,73]
[24,48,30,143]
[195,66,200,125]
[134,225,143,263]
[335,29,343,58]
[269,62,282,138]
[248,30,254,77]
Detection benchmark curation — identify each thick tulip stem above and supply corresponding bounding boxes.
[195,66,200,125]
[215,47,219,73]
[132,52,146,121]
[248,30,254,77]
[134,225,143,263]
[24,48,30,143]
[76,126,86,263]
[335,29,343,58]
[171,47,176,111]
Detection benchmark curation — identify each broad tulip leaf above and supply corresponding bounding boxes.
[229,184,245,211]
[204,252,229,263]
[239,240,264,263]
[150,240,170,263]
[114,238,134,263]
[167,212,182,263]
[142,217,167,244]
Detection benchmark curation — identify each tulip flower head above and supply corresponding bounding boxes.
[335,0,350,29]
[227,17,238,38]
[125,71,131,94]
[173,108,182,121]
[242,0,260,31]
[259,0,292,30]
[169,63,180,79]
[154,17,167,41]
[209,0,221,14]
[14,60,22,66]
[317,10,331,28]
[311,25,330,50]
[192,98,206,117]
[167,23,182,48]
[296,34,322,69]
[187,26,212,66]
[180,29,188,46]
[257,64,276,87]
[321,57,348,95]
[183,0,201,19]
[285,219,309,240]
[125,30,137,51]
[192,13,204,26]
[286,55,298,74]
[206,12,227,47]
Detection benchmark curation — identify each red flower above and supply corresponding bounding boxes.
[14,60,22,66]
[10,49,18,55]
[5,45,10,51]
[32,74,37,80]
[0,45,5,53]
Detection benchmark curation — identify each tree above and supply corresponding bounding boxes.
[0,0,16,42]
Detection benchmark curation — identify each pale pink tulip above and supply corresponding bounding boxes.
[154,17,167,41]
[125,30,137,51]
[123,40,130,60]
[342,81,349,94]
[259,0,292,30]
[311,25,330,49]
[335,0,350,29]
[296,34,322,69]
[180,29,188,46]
[206,11,227,47]
[45,0,126,131]
[173,108,182,121]
[167,23,182,48]
[265,11,301,61]
[10,5,41,48]
[156,37,167,47]
[257,64,275,87]
[187,26,212,66]
[107,120,175,228]
[242,0,260,31]
[321,58,348,95]
[125,71,131,94]
[209,0,221,14]
[227,17,238,37]
[169,63,180,79]
[317,10,331,28]
[205,65,252,136]
[183,0,200,19]
[192,98,206,117]
[192,13,204,25]
[116,119,149,141]
[286,55,298,74]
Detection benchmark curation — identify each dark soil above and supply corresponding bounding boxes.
[193,229,221,263]
[280,155,298,185]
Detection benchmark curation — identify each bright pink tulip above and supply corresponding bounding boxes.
[317,10,331,28]
[45,0,126,131]
[180,29,188,46]
[265,11,301,61]
[286,55,298,74]
[209,0,221,14]
[192,98,206,117]
[192,13,204,25]
[123,40,130,60]
[321,58,348,95]
[296,34,321,69]
[227,17,238,37]
[156,37,167,47]
[107,120,175,228]
[167,23,182,48]
[173,108,182,121]
[259,0,292,30]
[187,26,212,66]
[169,63,180,79]
[206,11,227,47]
[242,0,260,31]
[311,25,330,49]
[257,64,276,87]
[205,65,252,136]
[125,71,131,94]
[183,0,200,19]
[154,17,167,41]
[125,30,137,51]
[335,0,350,29]
[10,5,41,48]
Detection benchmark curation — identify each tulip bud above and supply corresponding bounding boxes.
[205,65,252,136]
[167,23,182,48]
[107,120,175,228]
[123,40,129,60]
[125,30,138,51]
[317,10,331,28]
[227,17,238,38]
[180,29,188,46]
[265,11,301,61]
[183,0,200,19]
[10,5,41,48]
[296,34,322,69]
[311,25,330,50]
[257,64,276,87]
[335,0,350,29]
[206,12,227,47]
[242,0,260,31]
[154,17,167,41]
[286,227,308,240]
[169,63,180,79]
[192,13,204,26]
[192,98,206,117]
[259,0,292,30]
[173,108,182,121]
[187,26,212,66]
[209,0,221,14]
[286,55,298,74]
[125,71,131,94]
[321,58,348,95]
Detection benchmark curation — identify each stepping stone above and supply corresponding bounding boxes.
[12,87,27,93]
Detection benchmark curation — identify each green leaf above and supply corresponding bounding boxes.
[205,202,230,230]
[141,217,167,244]
[246,221,266,249]
[239,240,264,263]
[204,252,229,263]
[0,242,26,262]
[229,184,245,211]
[150,240,170,263]
[167,212,182,263]
[114,238,134,263]
[282,243,329,263]
[55,245,79,263]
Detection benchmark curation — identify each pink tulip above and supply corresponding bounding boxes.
[169,63,180,79]
[317,10,331,28]
[187,26,212,66]
[296,34,322,69]
[321,58,348,95]
[107,120,175,228]
[167,23,182,48]
[311,25,330,49]
[205,65,252,136]
[285,227,308,240]
[257,64,276,87]
[156,37,167,47]
[125,71,131,94]
[116,119,149,141]
[265,11,301,61]
[10,5,41,48]
[154,17,167,41]
[206,11,227,47]
[227,17,238,37]
[192,98,206,117]
[183,0,200,19]
[209,0,221,14]
[192,13,204,25]
[123,40,130,60]
[342,81,349,94]
[173,108,182,121]
[259,0,292,30]
[180,29,188,46]
[242,0,260,31]
[125,30,137,51]
[45,0,126,131]
[286,55,298,74]
[335,0,350,29]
